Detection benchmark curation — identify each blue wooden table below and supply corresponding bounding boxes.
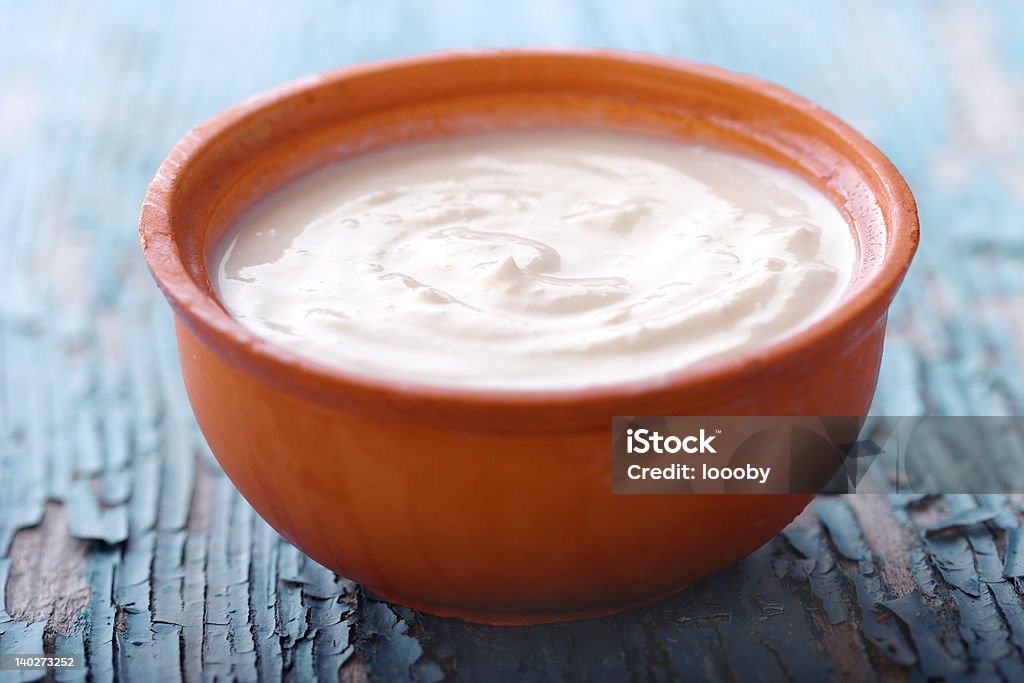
[2,1,1023,680]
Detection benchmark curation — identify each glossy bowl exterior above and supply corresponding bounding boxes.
[140,49,918,624]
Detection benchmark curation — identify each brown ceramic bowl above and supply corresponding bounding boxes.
[139,49,918,625]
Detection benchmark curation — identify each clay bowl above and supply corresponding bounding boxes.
[139,49,918,625]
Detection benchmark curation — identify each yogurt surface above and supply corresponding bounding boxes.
[214,130,855,389]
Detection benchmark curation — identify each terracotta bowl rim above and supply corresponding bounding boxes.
[140,47,919,426]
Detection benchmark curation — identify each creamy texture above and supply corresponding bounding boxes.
[214,130,855,389]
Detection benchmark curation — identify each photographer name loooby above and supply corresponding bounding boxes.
[624,428,773,484]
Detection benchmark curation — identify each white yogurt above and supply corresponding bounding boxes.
[214,130,855,389]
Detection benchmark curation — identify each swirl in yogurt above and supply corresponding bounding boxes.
[214,130,855,389]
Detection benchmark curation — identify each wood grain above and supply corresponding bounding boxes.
[1,0,1023,680]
